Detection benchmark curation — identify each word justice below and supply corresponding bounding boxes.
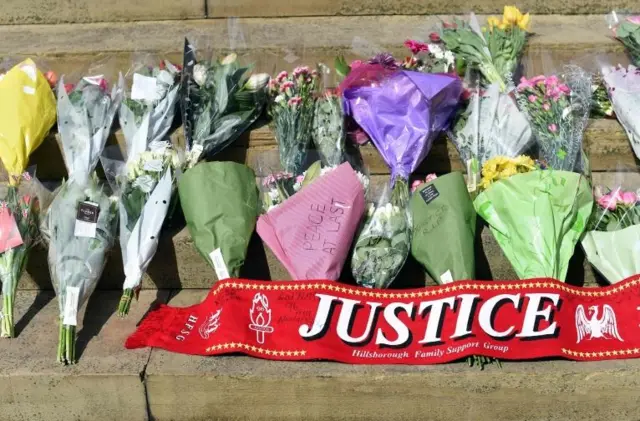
[299,292,561,347]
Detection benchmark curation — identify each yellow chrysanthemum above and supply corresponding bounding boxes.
[479,155,535,189]
[513,155,535,169]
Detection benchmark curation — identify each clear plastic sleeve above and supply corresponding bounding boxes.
[607,11,640,66]
[100,54,183,316]
[582,167,640,284]
[515,62,592,173]
[40,57,122,363]
[181,28,269,168]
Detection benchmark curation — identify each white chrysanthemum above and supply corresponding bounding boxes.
[429,44,444,60]
[444,51,455,65]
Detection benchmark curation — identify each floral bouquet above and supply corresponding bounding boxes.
[343,66,462,288]
[590,75,614,118]
[601,65,640,158]
[582,186,640,283]
[0,59,56,337]
[101,58,182,316]
[449,82,533,191]
[441,6,530,91]
[401,38,456,74]
[41,72,122,364]
[608,12,640,66]
[181,38,269,168]
[410,172,477,284]
[257,162,366,280]
[474,156,593,281]
[178,39,268,284]
[268,66,319,174]
[516,68,592,172]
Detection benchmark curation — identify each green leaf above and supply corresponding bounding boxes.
[335,56,351,79]
[301,161,322,187]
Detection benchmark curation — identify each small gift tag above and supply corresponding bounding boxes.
[0,206,24,253]
[209,248,230,280]
[63,286,80,326]
[131,73,158,102]
[420,184,440,205]
[74,201,100,238]
[440,270,454,284]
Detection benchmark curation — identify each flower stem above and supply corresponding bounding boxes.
[118,289,134,317]
[57,319,76,364]
[1,294,14,338]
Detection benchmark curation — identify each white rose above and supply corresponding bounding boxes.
[245,73,270,91]
[132,175,156,194]
[221,53,237,65]
[193,64,207,87]
[143,159,165,173]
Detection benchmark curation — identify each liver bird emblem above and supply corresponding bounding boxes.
[575,305,623,343]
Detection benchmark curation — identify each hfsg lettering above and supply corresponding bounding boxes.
[302,199,346,255]
[176,314,198,341]
[298,293,561,347]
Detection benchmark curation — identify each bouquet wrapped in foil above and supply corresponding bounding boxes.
[102,57,181,316]
[0,59,56,337]
[41,71,122,364]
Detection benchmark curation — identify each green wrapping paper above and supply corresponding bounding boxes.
[582,225,640,284]
[410,172,476,283]
[178,162,259,280]
[474,170,593,281]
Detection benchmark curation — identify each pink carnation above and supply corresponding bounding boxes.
[429,32,441,42]
[425,174,437,183]
[293,66,310,77]
[548,124,557,133]
[410,180,422,193]
[517,77,533,90]
[295,174,305,184]
[543,102,551,111]
[529,75,546,85]
[528,94,537,103]
[280,81,295,92]
[275,71,288,82]
[287,96,302,107]
[627,16,640,25]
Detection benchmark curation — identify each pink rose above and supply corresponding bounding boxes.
[621,191,638,206]
[410,180,422,193]
[598,193,617,211]
[425,174,437,183]
[548,123,558,133]
[528,94,537,102]
[429,32,441,42]
[64,83,75,94]
[262,174,276,186]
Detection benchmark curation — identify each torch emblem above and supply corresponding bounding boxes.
[249,293,274,344]
[199,309,222,339]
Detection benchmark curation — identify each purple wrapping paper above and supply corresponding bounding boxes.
[342,70,462,181]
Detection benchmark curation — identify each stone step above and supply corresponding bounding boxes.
[14,118,637,182]
[17,171,636,291]
[4,289,638,421]
[1,1,634,24]
[0,15,628,77]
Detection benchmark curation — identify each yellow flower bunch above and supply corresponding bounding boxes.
[487,6,530,31]
[480,155,535,189]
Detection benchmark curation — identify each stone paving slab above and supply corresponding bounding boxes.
[144,289,640,421]
[0,290,168,421]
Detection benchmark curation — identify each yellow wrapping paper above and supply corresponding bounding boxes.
[0,59,56,183]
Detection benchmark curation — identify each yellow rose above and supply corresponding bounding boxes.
[517,12,530,31]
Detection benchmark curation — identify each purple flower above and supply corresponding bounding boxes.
[368,53,399,70]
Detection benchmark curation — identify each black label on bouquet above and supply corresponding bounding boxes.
[76,202,99,223]
[420,185,439,205]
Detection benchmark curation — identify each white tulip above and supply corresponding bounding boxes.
[193,64,207,87]
[245,73,270,91]
[221,53,237,65]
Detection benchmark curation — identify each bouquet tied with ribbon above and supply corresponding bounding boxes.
[101,57,182,316]
[41,69,122,364]
[343,66,462,288]
[0,59,56,337]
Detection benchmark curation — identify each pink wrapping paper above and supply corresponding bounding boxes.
[257,163,365,280]
[0,206,23,253]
